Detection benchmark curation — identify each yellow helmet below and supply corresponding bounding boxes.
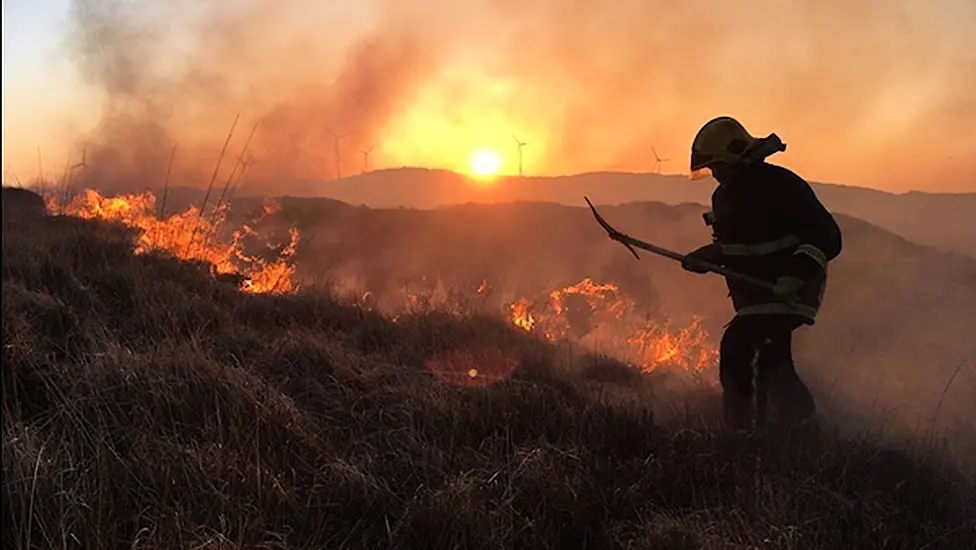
[689,116,786,179]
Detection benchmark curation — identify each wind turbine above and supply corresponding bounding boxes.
[66,146,88,188]
[58,146,89,209]
[360,145,374,173]
[512,134,527,176]
[327,127,353,180]
[651,145,668,174]
[71,147,88,172]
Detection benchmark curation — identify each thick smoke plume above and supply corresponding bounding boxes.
[66,0,976,194]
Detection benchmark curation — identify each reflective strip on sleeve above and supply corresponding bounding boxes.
[720,234,800,256]
[735,302,819,321]
[794,244,827,268]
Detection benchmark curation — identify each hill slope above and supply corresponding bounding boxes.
[219,195,976,449]
[242,168,976,259]
[3,193,974,549]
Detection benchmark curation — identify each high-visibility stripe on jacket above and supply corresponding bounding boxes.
[707,162,843,324]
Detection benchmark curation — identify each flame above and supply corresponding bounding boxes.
[37,189,714,379]
[510,298,536,331]
[337,274,717,377]
[47,189,299,294]
[627,316,719,374]
[509,278,635,342]
[508,278,718,375]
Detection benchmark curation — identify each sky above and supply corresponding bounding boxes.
[2,0,975,194]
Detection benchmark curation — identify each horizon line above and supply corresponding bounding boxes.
[7,165,973,197]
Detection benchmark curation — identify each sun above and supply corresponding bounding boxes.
[468,148,502,179]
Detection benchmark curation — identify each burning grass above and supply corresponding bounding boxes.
[508,278,718,376]
[3,191,974,549]
[46,188,299,294]
[49,189,720,383]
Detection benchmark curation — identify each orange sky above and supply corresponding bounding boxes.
[3,0,975,193]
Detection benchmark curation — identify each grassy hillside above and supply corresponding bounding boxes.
[3,192,975,548]
[217,195,976,454]
[51,190,976,447]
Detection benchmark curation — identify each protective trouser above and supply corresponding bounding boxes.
[718,314,816,430]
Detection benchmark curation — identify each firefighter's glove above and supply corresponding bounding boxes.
[681,243,722,275]
[773,276,805,304]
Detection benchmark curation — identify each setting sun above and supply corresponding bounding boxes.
[469,148,502,179]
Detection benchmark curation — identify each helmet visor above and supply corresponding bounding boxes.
[688,149,714,180]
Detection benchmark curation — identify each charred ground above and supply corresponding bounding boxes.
[2,188,975,549]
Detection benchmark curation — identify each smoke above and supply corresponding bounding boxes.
[63,0,976,194]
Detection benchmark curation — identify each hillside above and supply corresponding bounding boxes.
[213,195,976,453]
[227,168,976,259]
[4,190,976,548]
[32,186,976,452]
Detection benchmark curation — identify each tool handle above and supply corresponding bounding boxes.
[584,196,776,291]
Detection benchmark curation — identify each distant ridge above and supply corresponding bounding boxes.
[262,168,976,259]
[38,167,976,258]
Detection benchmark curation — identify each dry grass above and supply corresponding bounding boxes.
[2,205,974,549]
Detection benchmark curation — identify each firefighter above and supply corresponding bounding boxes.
[681,116,843,431]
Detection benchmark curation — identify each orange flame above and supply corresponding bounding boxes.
[369,276,717,378]
[47,189,299,294]
[509,278,718,375]
[627,316,718,374]
[510,298,536,331]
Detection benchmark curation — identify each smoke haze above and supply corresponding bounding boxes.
[36,0,976,192]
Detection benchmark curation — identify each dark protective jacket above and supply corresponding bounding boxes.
[706,161,843,324]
